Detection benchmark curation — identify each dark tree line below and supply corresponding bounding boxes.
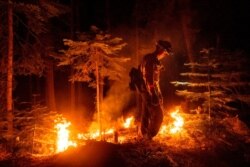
[172,48,250,121]
[0,0,70,151]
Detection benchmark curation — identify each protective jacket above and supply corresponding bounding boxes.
[139,53,164,105]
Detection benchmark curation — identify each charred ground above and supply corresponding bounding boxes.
[1,114,249,167]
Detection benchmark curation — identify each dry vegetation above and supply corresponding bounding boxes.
[0,113,249,167]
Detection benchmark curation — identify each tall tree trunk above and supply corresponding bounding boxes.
[46,60,56,111]
[99,56,103,139]
[7,0,13,146]
[134,0,142,127]
[180,0,194,62]
[103,0,110,123]
[96,60,102,140]
[70,0,76,113]
[105,0,111,31]
[75,0,80,32]
[70,71,75,113]
[74,0,81,114]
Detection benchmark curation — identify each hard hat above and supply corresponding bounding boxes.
[157,40,173,55]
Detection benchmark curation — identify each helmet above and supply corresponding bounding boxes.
[156,40,173,55]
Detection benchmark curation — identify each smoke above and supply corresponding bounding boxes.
[101,75,133,126]
[89,0,189,127]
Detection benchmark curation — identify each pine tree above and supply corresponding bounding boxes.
[13,105,58,155]
[7,0,14,147]
[0,0,68,151]
[54,26,129,138]
[172,49,250,117]
[14,1,69,111]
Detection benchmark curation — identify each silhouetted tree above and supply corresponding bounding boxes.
[55,26,128,138]
[0,0,68,151]
[172,49,250,117]
[7,0,14,146]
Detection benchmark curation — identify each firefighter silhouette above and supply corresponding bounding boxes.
[129,40,173,140]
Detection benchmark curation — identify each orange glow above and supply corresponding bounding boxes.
[55,118,77,153]
[53,110,182,154]
[76,116,136,143]
[170,107,184,134]
[159,106,184,136]
[159,125,167,134]
[89,130,100,139]
[123,116,135,129]
[77,128,114,140]
[89,128,115,139]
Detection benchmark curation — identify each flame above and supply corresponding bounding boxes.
[77,116,135,143]
[170,108,184,134]
[89,130,100,139]
[123,116,134,129]
[88,128,114,139]
[159,125,167,134]
[105,128,115,134]
[77,128,115,140]
[52,115,139,154]
[55,119,77,153]
[52,108,184,154]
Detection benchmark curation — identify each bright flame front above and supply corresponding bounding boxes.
[53,109,184,154]
[123,116,134,129]
[55,119,77,153]
[159,106,184,136]
[170,108,184,134]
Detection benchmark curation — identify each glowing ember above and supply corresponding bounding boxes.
[170,108,184,134]
[89,128,114,139]
[55,119,77,153]
[123,116,134,128]
[89,130,100,139]
[77,133,86,140]
[77,128,115,140]
[159,125,167,134]
[105,128,114,135]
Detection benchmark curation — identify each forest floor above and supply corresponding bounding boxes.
[0,114,250,167]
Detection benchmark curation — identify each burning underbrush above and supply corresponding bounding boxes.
[53,106,187,153]
[0,105,250,167]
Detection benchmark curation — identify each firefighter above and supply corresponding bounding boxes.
[129,40,173,140]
